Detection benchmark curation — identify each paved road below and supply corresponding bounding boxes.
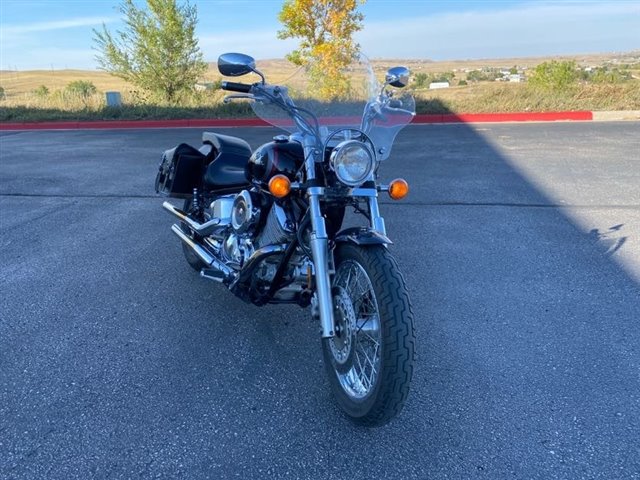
[1,122,639,479]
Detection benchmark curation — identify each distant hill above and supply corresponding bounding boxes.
[2,50,638,121]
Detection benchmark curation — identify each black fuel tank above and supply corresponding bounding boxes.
[246,137,304,186]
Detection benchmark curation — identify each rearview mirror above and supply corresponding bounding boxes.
[385,66,410,88]
[218,53,256,77]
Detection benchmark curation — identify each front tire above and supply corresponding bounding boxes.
[322,244,415,427]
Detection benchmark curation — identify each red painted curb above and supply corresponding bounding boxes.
[0,117,269,130]
[0,111,593,131]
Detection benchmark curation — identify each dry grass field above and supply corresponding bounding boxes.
[0,70,128,96]
[1,51,639,121]
[416,81,640,113]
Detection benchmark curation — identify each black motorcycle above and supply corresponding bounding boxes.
[156,52,416,426]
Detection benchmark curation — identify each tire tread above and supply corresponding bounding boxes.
[325,244,415,427]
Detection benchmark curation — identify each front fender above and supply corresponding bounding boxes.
[334,227,393,246]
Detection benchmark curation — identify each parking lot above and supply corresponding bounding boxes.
[1,122,639,479]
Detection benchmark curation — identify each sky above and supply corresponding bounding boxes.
[0,0,638,70]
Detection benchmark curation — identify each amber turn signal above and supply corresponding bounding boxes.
[269,174,291,198]
[388,178,409,200]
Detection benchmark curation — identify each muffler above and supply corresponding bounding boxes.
[162,201,225,236]
[170,224,234,283]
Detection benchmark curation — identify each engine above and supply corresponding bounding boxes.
[231,190,260,233]
[207,190,295,277]
[254,202,294,248]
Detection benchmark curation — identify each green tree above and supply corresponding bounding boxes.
[529,60,578,90]
[278,0,366,99]
[509,66,518,75]
[93,0,207,103]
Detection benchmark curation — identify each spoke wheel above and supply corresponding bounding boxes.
[322,244,415,427]
[329,265,381,396]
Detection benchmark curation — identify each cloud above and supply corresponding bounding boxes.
[199,29,297,60]
[2,1,638,70]
[1,16,117,35]
[200,2,640,62]
[0,47,97,70]
[0,16,119,70]
[356,2,640,59]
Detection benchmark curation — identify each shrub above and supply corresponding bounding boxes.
[466,70,500,82]
[458,80,468,86]
[431,71,454,83]
[65,80,97,98]
[589,67,631,84]
[528,60,578,90]
[414,72,428,87]
[0,86,5,100]
[34,85,50,97]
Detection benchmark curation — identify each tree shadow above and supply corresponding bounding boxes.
[414,96,453,114]
[589,224,627,256]
[0,103,254,122]
[357,99,639,478]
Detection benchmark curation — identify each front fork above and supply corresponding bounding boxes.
[303,138,386,338]
[308,188,336,338]
[301,136,334,338]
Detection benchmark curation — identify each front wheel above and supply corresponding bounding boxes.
[322,244,415,427]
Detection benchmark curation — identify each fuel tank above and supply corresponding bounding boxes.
[246,136,304,186]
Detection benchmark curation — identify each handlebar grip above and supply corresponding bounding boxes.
[221,81,252,93]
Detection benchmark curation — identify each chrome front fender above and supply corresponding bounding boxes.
[334,227,393,246]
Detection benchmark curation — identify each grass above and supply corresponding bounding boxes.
[0,102,254,122]
[2,56,639,122]
[415,82,640,114]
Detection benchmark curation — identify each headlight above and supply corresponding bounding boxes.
[329,140,374,187]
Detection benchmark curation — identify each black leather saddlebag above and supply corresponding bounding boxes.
[155,143,207,198]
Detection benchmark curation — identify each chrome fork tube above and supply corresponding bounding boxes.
[308,189,335,338]
[368,196,386,235]
[303,137,335,338]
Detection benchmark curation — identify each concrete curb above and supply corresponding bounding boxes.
[1,110,636,131]
[592,110,640,121]
[413,111,593,123]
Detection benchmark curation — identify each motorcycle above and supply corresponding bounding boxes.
[155,52,416,426]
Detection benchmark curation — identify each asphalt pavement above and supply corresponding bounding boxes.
[1,122,639,479]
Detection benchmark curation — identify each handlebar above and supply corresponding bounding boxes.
[221,81,252,93]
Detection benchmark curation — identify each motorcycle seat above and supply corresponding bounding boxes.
[202,132,252,190]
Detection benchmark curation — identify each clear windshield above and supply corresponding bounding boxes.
[251,54,415,161]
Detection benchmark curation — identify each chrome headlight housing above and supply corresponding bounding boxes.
[329,140,375,187]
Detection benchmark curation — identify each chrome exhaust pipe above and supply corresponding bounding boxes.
[170,224,234,283]
[162,201,225,236]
